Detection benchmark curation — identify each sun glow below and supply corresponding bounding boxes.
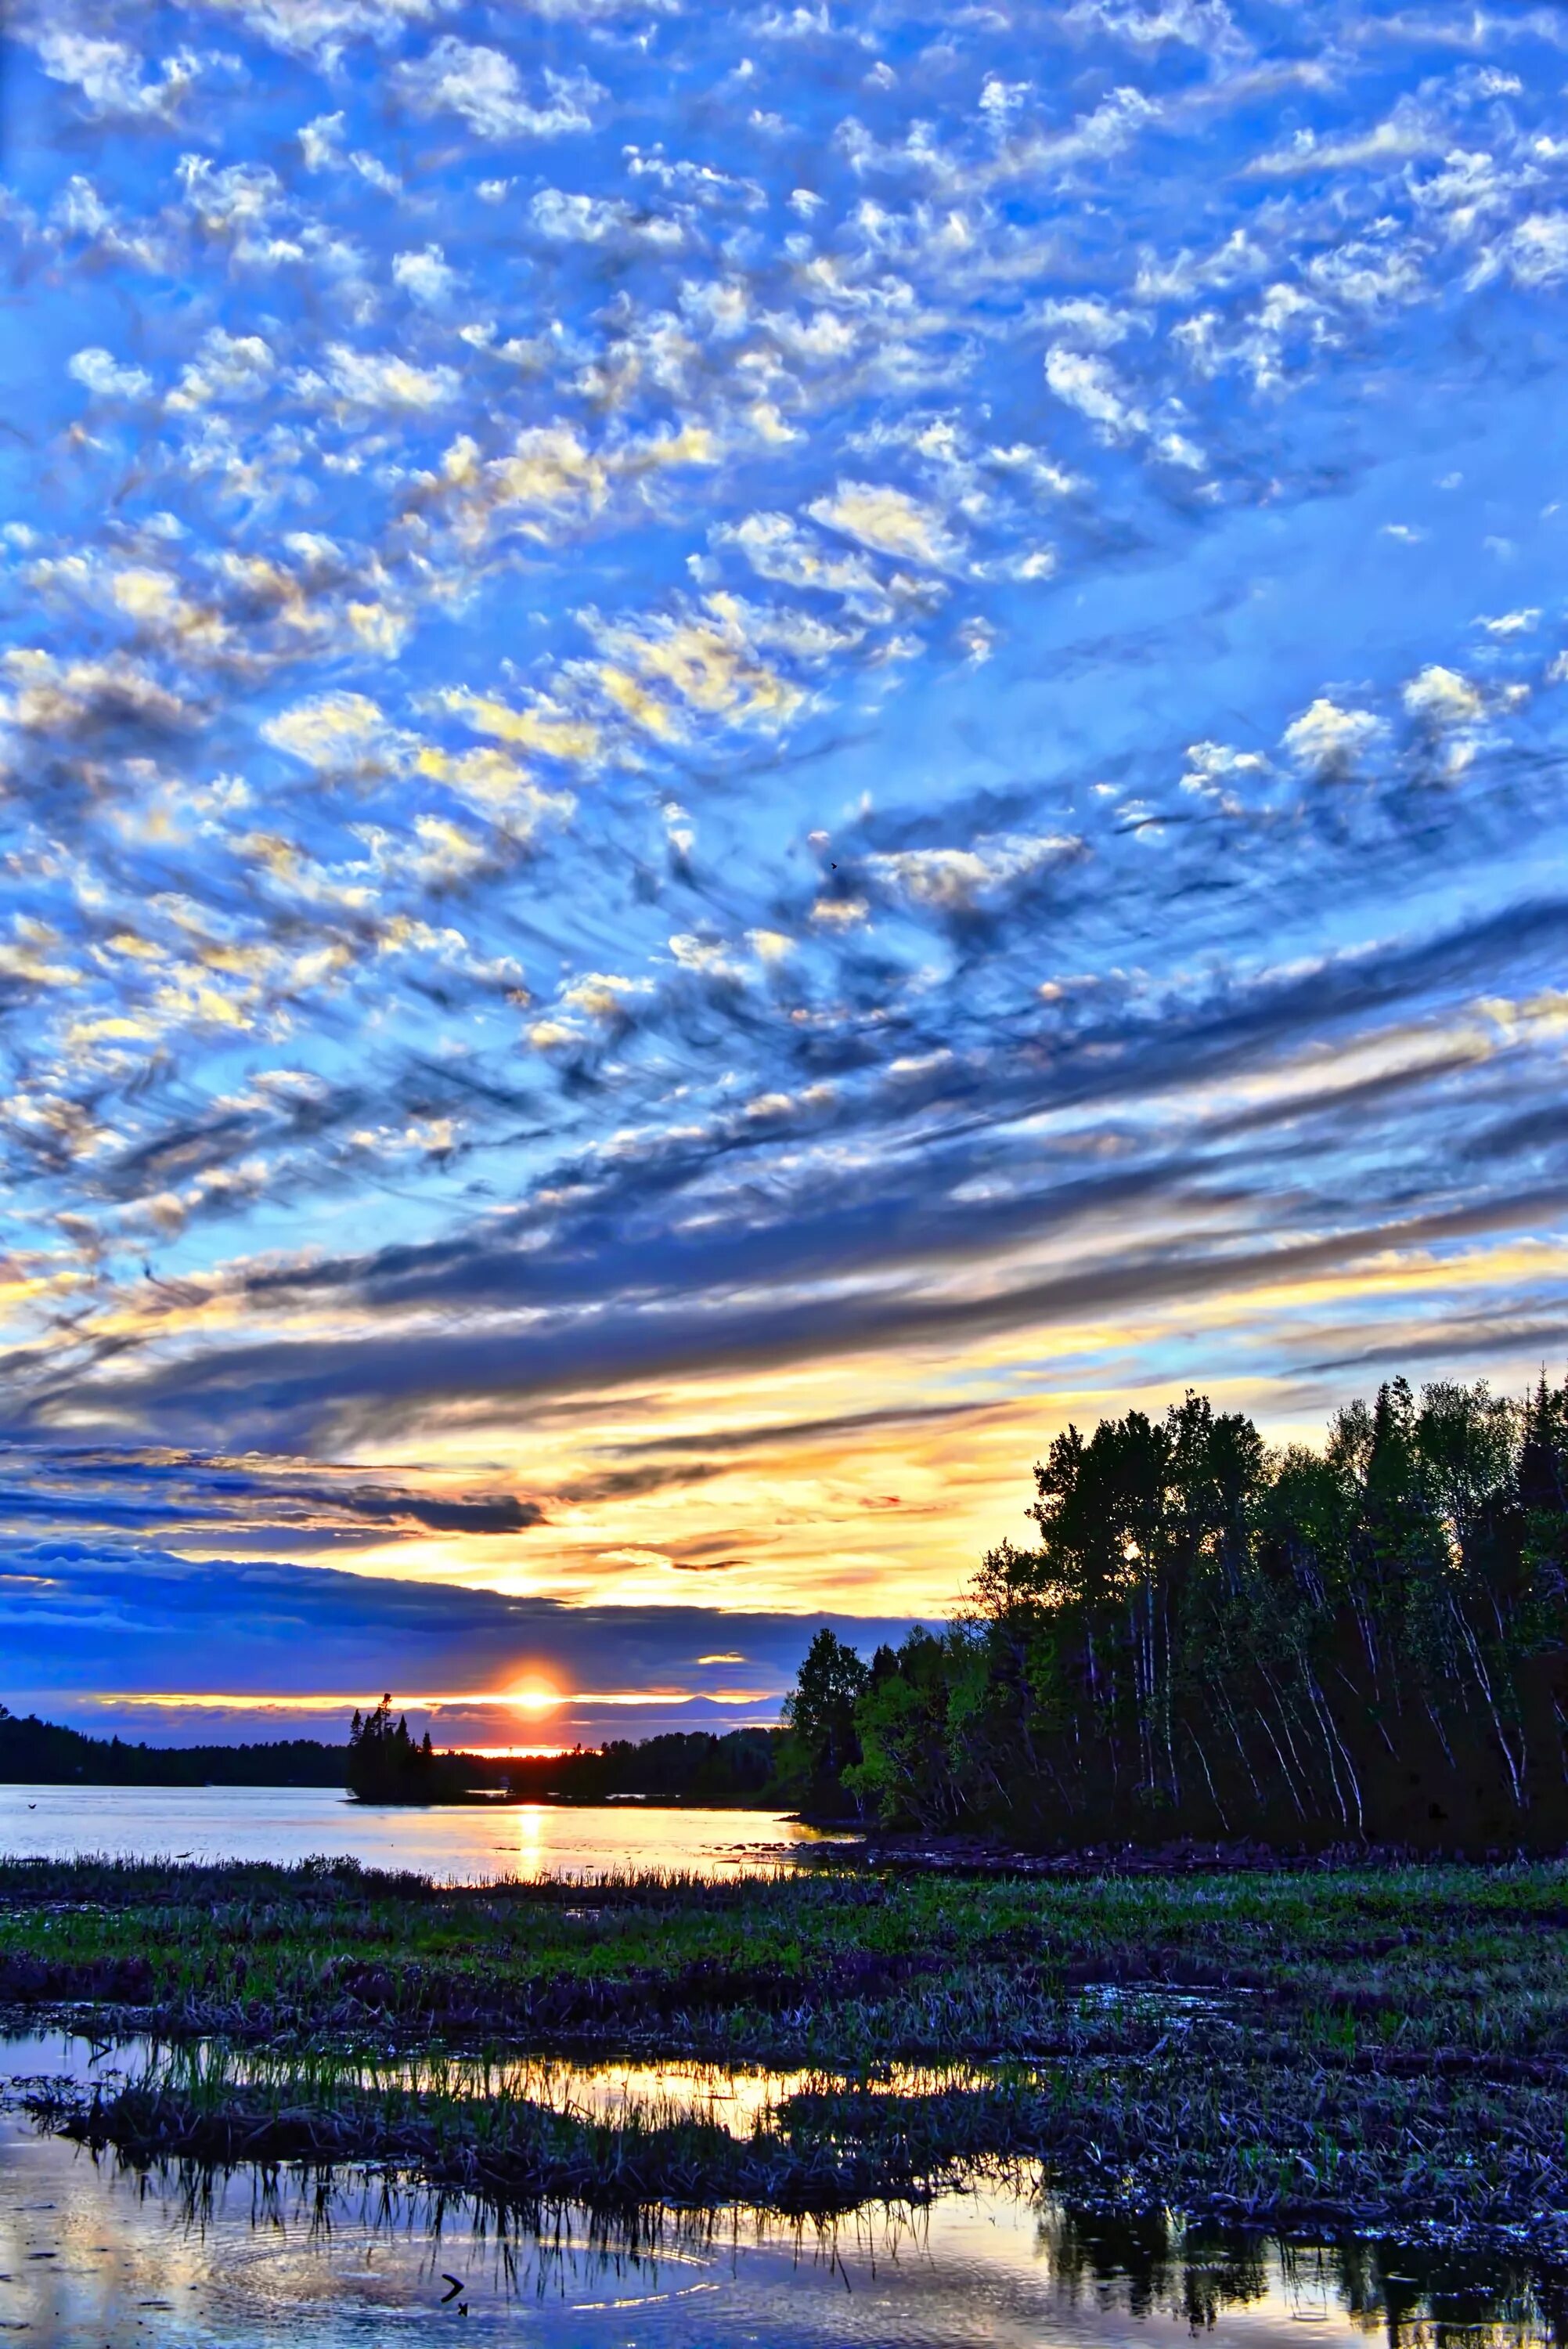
[504,1680,564,1714]
[78,1684,778,1713]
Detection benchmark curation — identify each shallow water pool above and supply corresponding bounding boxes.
[0,2035,1560,2347]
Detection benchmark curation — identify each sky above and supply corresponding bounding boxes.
[3,0,1568,1748]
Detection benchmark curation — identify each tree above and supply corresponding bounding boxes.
[780,1629,870,1810]
[347,1695,438,1802]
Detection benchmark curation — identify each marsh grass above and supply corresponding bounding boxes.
[8,1855,1568,2244]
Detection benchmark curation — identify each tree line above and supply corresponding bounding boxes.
[346,1698,784,1806]
[0,1708,347,1788]
[782,1376,1568,1850]
[0,1701,783,1806]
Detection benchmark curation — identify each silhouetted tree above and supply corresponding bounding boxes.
[803,1373,1568,1852]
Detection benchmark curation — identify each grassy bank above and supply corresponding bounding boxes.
[5,1855,1568,2246]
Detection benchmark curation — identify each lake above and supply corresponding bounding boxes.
[0,1785,847,1878]
[0,2033,1560,2348]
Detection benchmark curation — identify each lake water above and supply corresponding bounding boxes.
[0,1786,847,1879]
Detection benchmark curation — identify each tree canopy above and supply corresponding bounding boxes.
[785,1374,1568,1850]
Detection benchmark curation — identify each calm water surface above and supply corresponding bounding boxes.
[0,1786,842,1878]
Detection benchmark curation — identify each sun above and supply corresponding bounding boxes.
[503,1680,564,1715]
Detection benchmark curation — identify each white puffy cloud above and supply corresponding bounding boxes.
[33,30,197,117]
[715,512,885,604]
[318,346,460,409]
[1044,347,1146,439]
[1478,213,1568,289]
[530,190,684,248]
[1179,739,1272,806]
[809,895,869,930]
[167,330,277,411]
[1248,101,1446,180]
[392,246,459,305]
[1280,697,1384,776]
[1067,0,1243,52]
[1403,666,1482,724]
[1033,297,1139,348]
[2,648,194,738]
[806,482,964,571]
[299,111,345,169]
[68,348,153,401]
[261,691,393,770]
[589,602,806,738]
[526,0,677,13]
[866,832,1080,911]
[400,40,601,139]
[186,0,453,62]
[175,158,289,248]
[1476,610,1540,637]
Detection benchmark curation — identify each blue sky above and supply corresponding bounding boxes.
[5,0,1568,1745]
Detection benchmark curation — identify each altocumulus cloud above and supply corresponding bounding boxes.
[1,0,1568,1657]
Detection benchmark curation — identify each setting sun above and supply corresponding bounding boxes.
[503,1682,564,1716]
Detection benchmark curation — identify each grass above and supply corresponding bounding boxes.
[6,1853,1568,2246]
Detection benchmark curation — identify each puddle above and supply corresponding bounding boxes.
[0,2112,1561,2346]
[0,2030,1011,2140]
[0,2033,1561,2344]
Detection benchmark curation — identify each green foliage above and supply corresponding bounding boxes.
[812,1374,1568,1849]
[778,1629,871,1812]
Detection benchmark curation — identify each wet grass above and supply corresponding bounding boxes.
[6,1854,1568,2245]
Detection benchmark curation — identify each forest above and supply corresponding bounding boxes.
[783,1374,1568,1850]
[0,1709,347,1787]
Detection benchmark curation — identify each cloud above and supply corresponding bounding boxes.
[2,650,195,741]
[529,190,684,249]
[1403,666,1482,725]
[315,346,461,410]
[68,348,154,401]
[806,481,964,570]
[714,513,886,605]
[262,691,391,770]
[168,330,277,410]
[0,1541,913,1742]
[399,40,602,139]
[1247,100,1445,179]
[1476,213,1568,289]
[32,30,199,117]
[1044,346,1146,438]
[1067,0,1244,52]
[1280,697,1385,777]
[184,0,454,63]
[865,832,1081,911]
[1477,609,1540,638]
[11,0,1568,1647]
[393,245,460,305]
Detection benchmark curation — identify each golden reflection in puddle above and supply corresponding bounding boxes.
[0,2114,1562,2347]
